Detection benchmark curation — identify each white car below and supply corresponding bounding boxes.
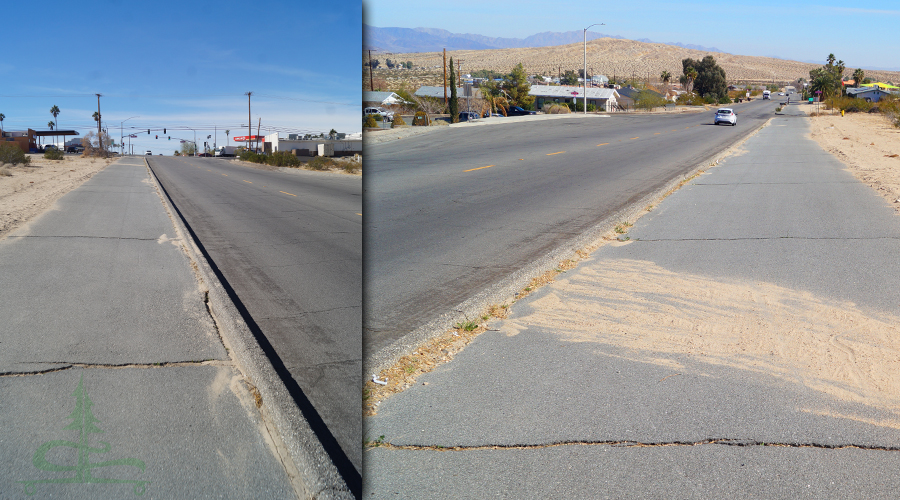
[364,106,394,121]
[714,108,736,126]
[145,150,152,155]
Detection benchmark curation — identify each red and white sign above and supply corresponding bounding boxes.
[233,135,263,142]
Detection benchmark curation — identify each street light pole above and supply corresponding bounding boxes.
[584,23,605,115]
[120,116,139,156]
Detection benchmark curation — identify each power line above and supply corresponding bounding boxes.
[0,93,355,106]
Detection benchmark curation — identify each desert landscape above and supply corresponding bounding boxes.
[366,37,900,90]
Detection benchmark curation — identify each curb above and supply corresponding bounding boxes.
[144,159,354,499]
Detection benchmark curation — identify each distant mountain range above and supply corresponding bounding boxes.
[364,25,723,54]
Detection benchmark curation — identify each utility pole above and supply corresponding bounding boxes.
[245,91,252,153]
[95,94,103,155]
[443,48,447,107]
[368,50,375,91]
[256,118,261,153]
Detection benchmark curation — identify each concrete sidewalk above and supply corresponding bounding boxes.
[0,157,297,498]
[364,109,900,498]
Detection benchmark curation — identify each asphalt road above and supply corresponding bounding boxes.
[148,157,362,476]
[365,98,776,362]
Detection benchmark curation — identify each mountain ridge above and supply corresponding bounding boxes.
[365,25,723,54]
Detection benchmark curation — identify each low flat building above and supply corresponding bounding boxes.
[263,132,362,157]
[414,86,482,100]
[847,86,894,102]
[528,85,620,112]
[363,91,407,107]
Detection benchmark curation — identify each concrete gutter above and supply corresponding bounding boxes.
[144,159,354,499]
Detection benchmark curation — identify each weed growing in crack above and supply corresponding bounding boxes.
[455,320,478,332]
[366,435,386,449]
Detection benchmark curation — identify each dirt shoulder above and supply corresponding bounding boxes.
[0,154,115,240]
[805,111,900,211]
[228,155,361,176]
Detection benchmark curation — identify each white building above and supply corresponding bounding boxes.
[529,85,620,112]
[263,133,362,157]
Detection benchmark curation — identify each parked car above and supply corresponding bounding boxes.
[66,145,83,154]
[483,110,504,118]
[458,111,479,121]
[506,106,536,116]
[364,106,394,121]
[145,150,152,155]
[714,108,737,126]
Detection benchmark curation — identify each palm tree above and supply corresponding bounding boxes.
[50,105,60,152]
[0,113,4,136]
[660,70,671,89]
[852,68,865,88]
[684,67,698,94]
[225,129,230,144]
[47,122,54,148]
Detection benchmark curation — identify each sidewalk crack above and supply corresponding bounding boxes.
[367,438,900,452]
[9,235,161,241]
[636,236,900,242]
[0,360,232,377]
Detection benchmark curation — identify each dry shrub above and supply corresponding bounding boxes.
[0,165,11,177]
[544,103,570,114]
[307,156,337,171]
[0,143,30,166]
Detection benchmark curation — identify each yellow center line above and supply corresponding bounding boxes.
[222,174,228,176]
[546,151,565,156]
[356,213,362,216]
[464,165,494,172]
[654,132,661,135]
[672,130,678,132]
[630,137,639,140]
[207,169,212,171]
[280,191,297,197]
[597,143,609,146]
[243,180,252,183]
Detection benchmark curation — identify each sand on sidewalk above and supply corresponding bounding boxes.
[0,154,114,240]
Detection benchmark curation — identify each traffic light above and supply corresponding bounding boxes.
[168,136,170,140]
[147,130,150,134]
[163,128,166,134]
[155,135,158,139]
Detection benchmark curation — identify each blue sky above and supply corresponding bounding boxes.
[1,0,361,154]
[365,0,897,72]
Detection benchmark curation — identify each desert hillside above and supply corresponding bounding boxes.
[366,37,900,89]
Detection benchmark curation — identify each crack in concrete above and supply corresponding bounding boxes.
[8,235,162,241]
[634,236,900,242]
[369,438,900,453]
[0,359,233,377]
